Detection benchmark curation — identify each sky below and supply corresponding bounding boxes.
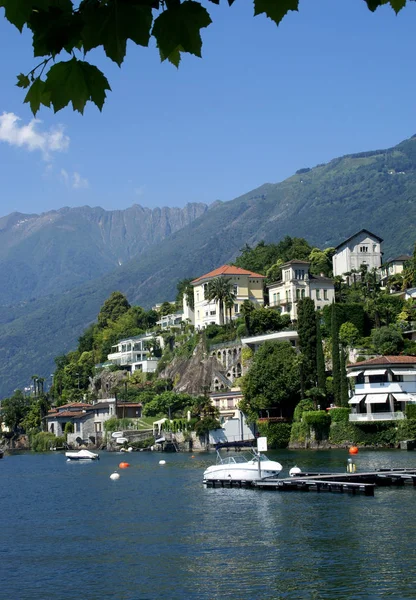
[0,0,415,217]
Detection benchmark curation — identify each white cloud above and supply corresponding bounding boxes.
[72,171,89,189]
[60,168,89,190]
[0,111,69,160]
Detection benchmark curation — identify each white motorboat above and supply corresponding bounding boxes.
[203,449,282,482]
[65,449,99,461]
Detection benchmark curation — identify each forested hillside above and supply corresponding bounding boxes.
[1,135,416,397]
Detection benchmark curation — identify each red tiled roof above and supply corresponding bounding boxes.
[46,410,87,419]
[348,356,416,368]
[116,402,142,407]
[54,402,92,409]
[192,265,265,284]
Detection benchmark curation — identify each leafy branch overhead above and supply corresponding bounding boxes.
[0,0,411,115]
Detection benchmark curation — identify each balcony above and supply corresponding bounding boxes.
[349,411,404,422]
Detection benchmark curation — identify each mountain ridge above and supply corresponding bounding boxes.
[1,134,416,397]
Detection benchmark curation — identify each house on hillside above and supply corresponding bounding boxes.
[187,265,265,330]
[209,389,255,444]
[379,255,411,287]
[332,229,383,277]
[107,333,162,373]
[268,260,334,320]
[156,311,184,330]
[347,356,416,422]
[45,402,94,439]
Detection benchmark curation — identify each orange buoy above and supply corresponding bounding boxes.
[119,462,130,468]
[349,446,359,455]
[191,455,195,458]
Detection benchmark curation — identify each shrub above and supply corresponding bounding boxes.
[329,407,350,423]
[302,410,330,428]
[397,419,416,441]
[406,405,416,420]
[289,421,309,444]
[257,422,291,449]
[30,432,66,452]
[293,399,315,422]
[64,422,74,435]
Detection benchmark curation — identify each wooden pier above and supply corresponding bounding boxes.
[204,468,416,496]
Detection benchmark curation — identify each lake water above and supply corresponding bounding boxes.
[1,449,416,599]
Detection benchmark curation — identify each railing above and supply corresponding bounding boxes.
[349,411,404,422]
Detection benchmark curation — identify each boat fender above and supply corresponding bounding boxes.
[289,466,302,477]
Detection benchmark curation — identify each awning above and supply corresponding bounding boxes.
[391,369,416,376]
[348,395,365,405]
[363,369,387,376]
[393,393,413,401]
[365,393,388,404]
[347,371,362,378]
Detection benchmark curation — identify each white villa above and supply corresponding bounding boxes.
[268,259,335,320]
[379,254,411,287]
[188,265,265,330]
[332,229,383,277]
[107,333,163,373]
[156,311,183,330]
[347,356,416,422]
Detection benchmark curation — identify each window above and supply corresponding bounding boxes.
[295,269,305,280]
[373,244,377,252]
[316,289,321,300]
[301,289,305,299]
[277,292,280,305]
[360,246,368,253]
[273,292,277,305]
[284,270,290,281]
[234,304,239,313]
[196,292,199,302]
[323,289,328,300]
[296,289,300,301]
[233,284,238,296]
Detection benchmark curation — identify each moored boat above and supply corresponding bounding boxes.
[203,448,282,482]
[65,449,99,461]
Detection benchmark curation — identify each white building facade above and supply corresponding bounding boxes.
[107,334,163,373]
[332,229,383,277]
[347,356,416,422]
[268,260,335,320]
[189,265,265,330]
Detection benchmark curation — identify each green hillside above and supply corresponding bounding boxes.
[1,135,415,397]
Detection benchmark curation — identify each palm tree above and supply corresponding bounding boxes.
[205,277,236,325]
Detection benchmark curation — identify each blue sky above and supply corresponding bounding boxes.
[0,0,415,217]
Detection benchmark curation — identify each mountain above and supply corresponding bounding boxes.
[1,135,416,397]
[0,203,208,305]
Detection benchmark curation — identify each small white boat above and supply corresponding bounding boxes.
[203,449,282,482]
[65,449,99,461]
[116,437,128,444]
[111,431,123,439]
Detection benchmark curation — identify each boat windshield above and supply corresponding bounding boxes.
[218,454,249,465]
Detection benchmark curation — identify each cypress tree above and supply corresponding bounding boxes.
[297,298,317,392]
[316,313,326,391]
[339,346,349,407]
[331,303,341,405]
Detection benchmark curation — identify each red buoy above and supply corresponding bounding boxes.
[349,446,359,455]
[119,462,130,468]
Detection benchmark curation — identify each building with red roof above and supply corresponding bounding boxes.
[186,264,265,330]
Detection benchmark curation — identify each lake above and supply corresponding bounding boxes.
[1,448,416,599]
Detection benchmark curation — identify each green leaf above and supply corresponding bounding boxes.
[389,0,406,13]
[81,0,153,66]
[152,0,212,62]
[44,58,111,114]
[16,73,31,89]
[0,0,64,31]
[29,4,81,57]
[23,78,51,116]
[253,0,299,26]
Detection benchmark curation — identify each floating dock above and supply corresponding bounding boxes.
[204,468,416,496]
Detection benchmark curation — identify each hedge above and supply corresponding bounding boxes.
[329,408,350,423]
[406,405,416,420]
[257,422,292,449]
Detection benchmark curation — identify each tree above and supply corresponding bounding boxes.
[308,247,335,277]
[339,346,349,408]
[247,306,290,336]
[372,325,404,355]
[205,277,235,325]
[316,313,326,393]
[297,298,317,393]
[240,341,301,422]
[1,389,30,433]
[176,278,195,311]
[97,292,131,329]
[339,321,360,348]
[240,299,256,334]
[142,391,196,418]
[2,1,410,116]
[331,304,341,405]
[159,301,174,316]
